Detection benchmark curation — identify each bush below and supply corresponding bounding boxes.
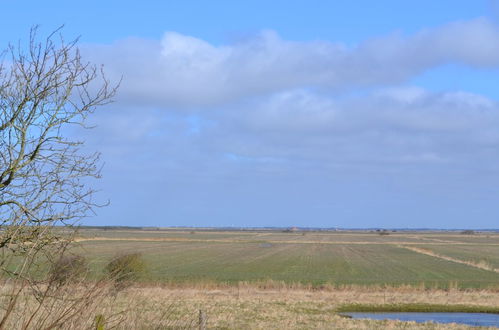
[49,255,88,285]
[461,230,475,235]
[105,253,146,289]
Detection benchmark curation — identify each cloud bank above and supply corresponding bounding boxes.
[85,18,499,107]
[79,18,499,227]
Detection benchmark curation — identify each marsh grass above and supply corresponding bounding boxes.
[0,283,498,328]
[336,303,499,314]
[0,282,200,329]
[122,278,499,294]
[109,285,499,329]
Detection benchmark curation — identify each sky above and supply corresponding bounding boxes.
[2,1,499,229]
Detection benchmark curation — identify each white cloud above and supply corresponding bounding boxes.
[84,86,499,175]
[76,18,499,227]
[220,88,499,166]
[80,83,499,227]
[84,18,499,108]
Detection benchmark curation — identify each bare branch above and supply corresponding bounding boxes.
[0,27,118,327]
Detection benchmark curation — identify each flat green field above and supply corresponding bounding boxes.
[75,229,499,289]
[416,244,499,269]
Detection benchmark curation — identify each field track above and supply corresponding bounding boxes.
[398,245,499,273]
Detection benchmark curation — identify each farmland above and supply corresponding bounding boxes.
[3,228,499,329]
[74,229,499,289]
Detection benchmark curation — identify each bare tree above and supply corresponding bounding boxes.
[0,27,118,328]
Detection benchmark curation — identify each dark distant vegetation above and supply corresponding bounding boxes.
[461,230,475,235]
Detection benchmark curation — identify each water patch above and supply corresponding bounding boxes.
[344,312,499,327]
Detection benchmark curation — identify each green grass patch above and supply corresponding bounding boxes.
[57,229,499,289]
[336,303,499,314]
[76,239,499,289]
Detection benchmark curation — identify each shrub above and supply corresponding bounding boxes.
[461,230,475,235]
[105,253,147,289]
[49,254,88,285]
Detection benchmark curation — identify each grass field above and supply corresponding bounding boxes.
[413,244,499,270]
[3,229,499,329]
[74,229,499,289]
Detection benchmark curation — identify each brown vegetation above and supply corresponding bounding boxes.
[1,283,497,329]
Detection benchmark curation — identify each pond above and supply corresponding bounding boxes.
[344,312,499,327]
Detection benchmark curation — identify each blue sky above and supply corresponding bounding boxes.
[2,1,499,228]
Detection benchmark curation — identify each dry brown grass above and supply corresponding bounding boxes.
[2,282,497,329]
[110,285,499,329]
